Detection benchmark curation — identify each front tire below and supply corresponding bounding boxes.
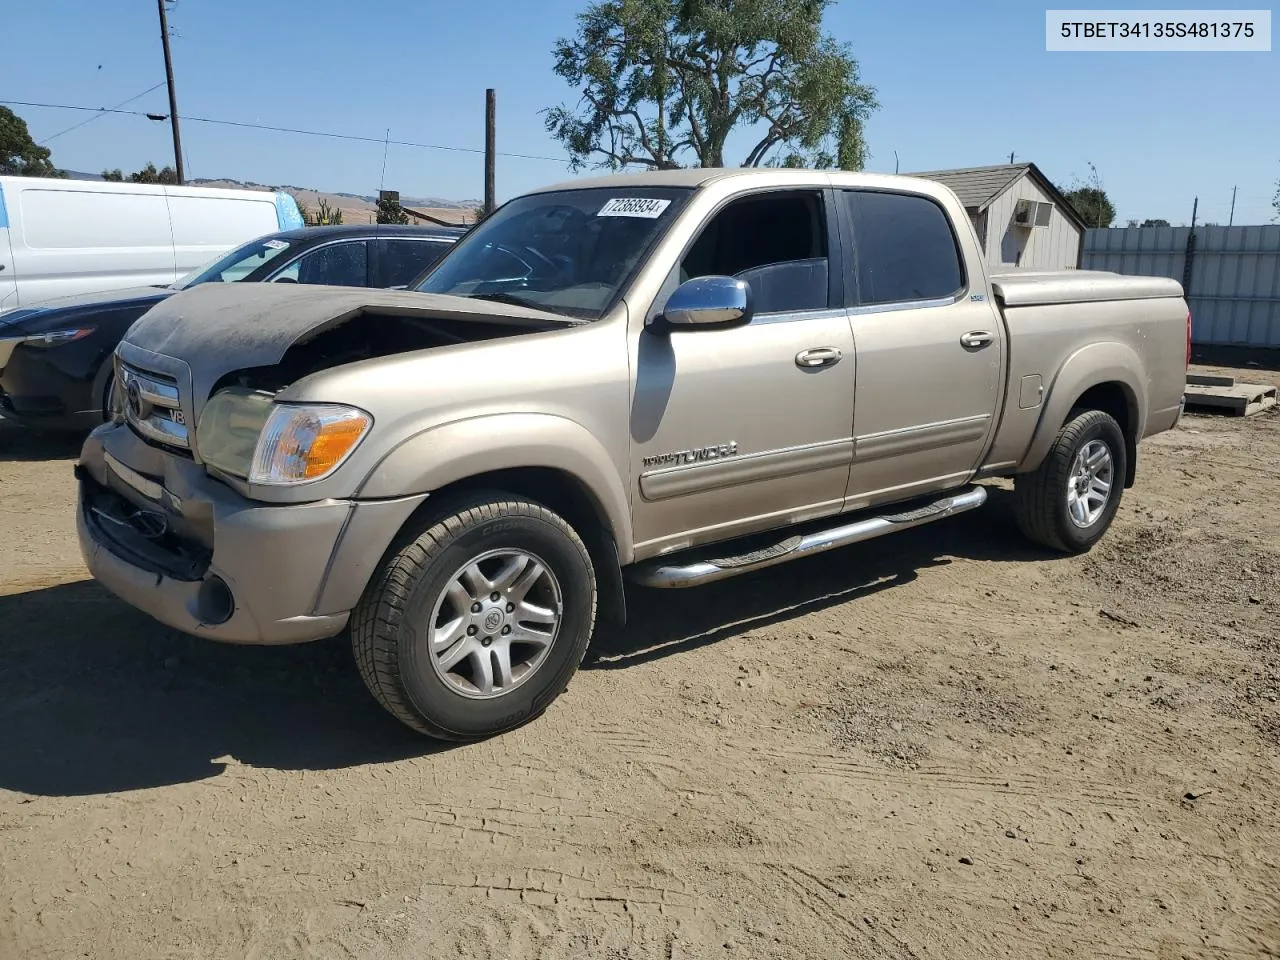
[351,493,597,740]
[93,361,120,424]
[1013,408,1127,554]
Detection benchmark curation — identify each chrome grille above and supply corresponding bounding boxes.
[117,358,190,449]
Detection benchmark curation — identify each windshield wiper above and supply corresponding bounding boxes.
[449,290,589,324]
[464,291,545,310]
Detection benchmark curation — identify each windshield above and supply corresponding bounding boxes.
[413,187,693,320]
[173,237,295,289]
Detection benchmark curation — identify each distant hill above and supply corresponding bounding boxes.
[60,171,478,226]
[190,179,481,226]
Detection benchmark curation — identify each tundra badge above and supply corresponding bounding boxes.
[642,442,739,468]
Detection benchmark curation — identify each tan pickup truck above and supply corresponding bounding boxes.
[75,168,1190,740]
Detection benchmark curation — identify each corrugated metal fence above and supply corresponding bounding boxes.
[1082,225,1280,347]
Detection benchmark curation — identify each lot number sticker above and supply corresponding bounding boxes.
[597,197,672,219]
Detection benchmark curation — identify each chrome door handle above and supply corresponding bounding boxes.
[795,346,842,368]
[960,330,994,348]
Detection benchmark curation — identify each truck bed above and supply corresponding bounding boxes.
[981,268,1189,472]
[991,269,1183,307]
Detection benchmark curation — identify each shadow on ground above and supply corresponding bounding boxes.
[0,421,86,463]
[0,580,447,798]
[589,485,1054,668]
[0,486,1055,798]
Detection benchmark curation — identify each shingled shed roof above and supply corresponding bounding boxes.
[906,162,1087,231]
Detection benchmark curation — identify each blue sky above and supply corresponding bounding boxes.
[3,0,1276,224]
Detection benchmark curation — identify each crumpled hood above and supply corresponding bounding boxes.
[118,282,574,412]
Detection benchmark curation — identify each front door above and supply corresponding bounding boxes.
[838,187,1004,508]
[628,188,856,556]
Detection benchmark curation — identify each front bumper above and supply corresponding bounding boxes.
[76,423,429,645]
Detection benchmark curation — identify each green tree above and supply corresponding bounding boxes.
[543,0,879,171]
[0,106,65,177]
[1064,187,1116,228]
[376,192,409,225]
[1059,161,1116,228]
[1140,218,1170,228]
[99,163,178,184]
[127,162,180,184]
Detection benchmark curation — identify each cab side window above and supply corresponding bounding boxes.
[679,191,830,315]
[274,241,370,287]
[842,190,964,306]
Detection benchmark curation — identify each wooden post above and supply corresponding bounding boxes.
[157,0,184,184]
[484,89,496,216]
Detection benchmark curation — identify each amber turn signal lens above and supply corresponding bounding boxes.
[303,417,369,478]
[249,403,373,485]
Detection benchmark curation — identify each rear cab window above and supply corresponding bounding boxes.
[841,190,965,306]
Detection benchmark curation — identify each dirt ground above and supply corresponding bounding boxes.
[1,365,1278,960]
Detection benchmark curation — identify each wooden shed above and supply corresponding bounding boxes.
[908,163,1087,271]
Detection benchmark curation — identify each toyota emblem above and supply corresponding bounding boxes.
[125,378,148,420]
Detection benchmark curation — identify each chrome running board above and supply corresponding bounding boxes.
[626,486,987,589]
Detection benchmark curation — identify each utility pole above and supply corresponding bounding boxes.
[157,0,184,184]
[1228,185,1238,227]
[484,88,496,216]
[893,150,899,174]
[1182,196,1198,299]
[1009,151,1015,164]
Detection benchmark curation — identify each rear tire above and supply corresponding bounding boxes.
[350,492,597,740]
[1013,408,1127,554]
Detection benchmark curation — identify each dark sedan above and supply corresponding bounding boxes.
[0,222,464,431]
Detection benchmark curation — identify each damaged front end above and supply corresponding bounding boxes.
[76,281,579,644]
[114,281,574,468]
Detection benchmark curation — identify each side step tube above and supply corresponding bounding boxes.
[627,486,987,589]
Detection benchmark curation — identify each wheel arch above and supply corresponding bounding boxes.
[404,466,628,627]
[356,415,632,626]
[1071,381,1139,487]
[1019,343,1146,489]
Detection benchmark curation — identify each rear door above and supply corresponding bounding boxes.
[839,187,1004,508]
[0,184,16,309]
[375,237,456,287]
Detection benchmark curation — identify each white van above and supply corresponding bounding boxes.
[0,175,304,310]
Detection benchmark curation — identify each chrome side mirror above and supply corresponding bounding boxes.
[656,275,752,331]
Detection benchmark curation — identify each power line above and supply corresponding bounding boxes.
[4,98,567,164]
[38,82,168,144]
